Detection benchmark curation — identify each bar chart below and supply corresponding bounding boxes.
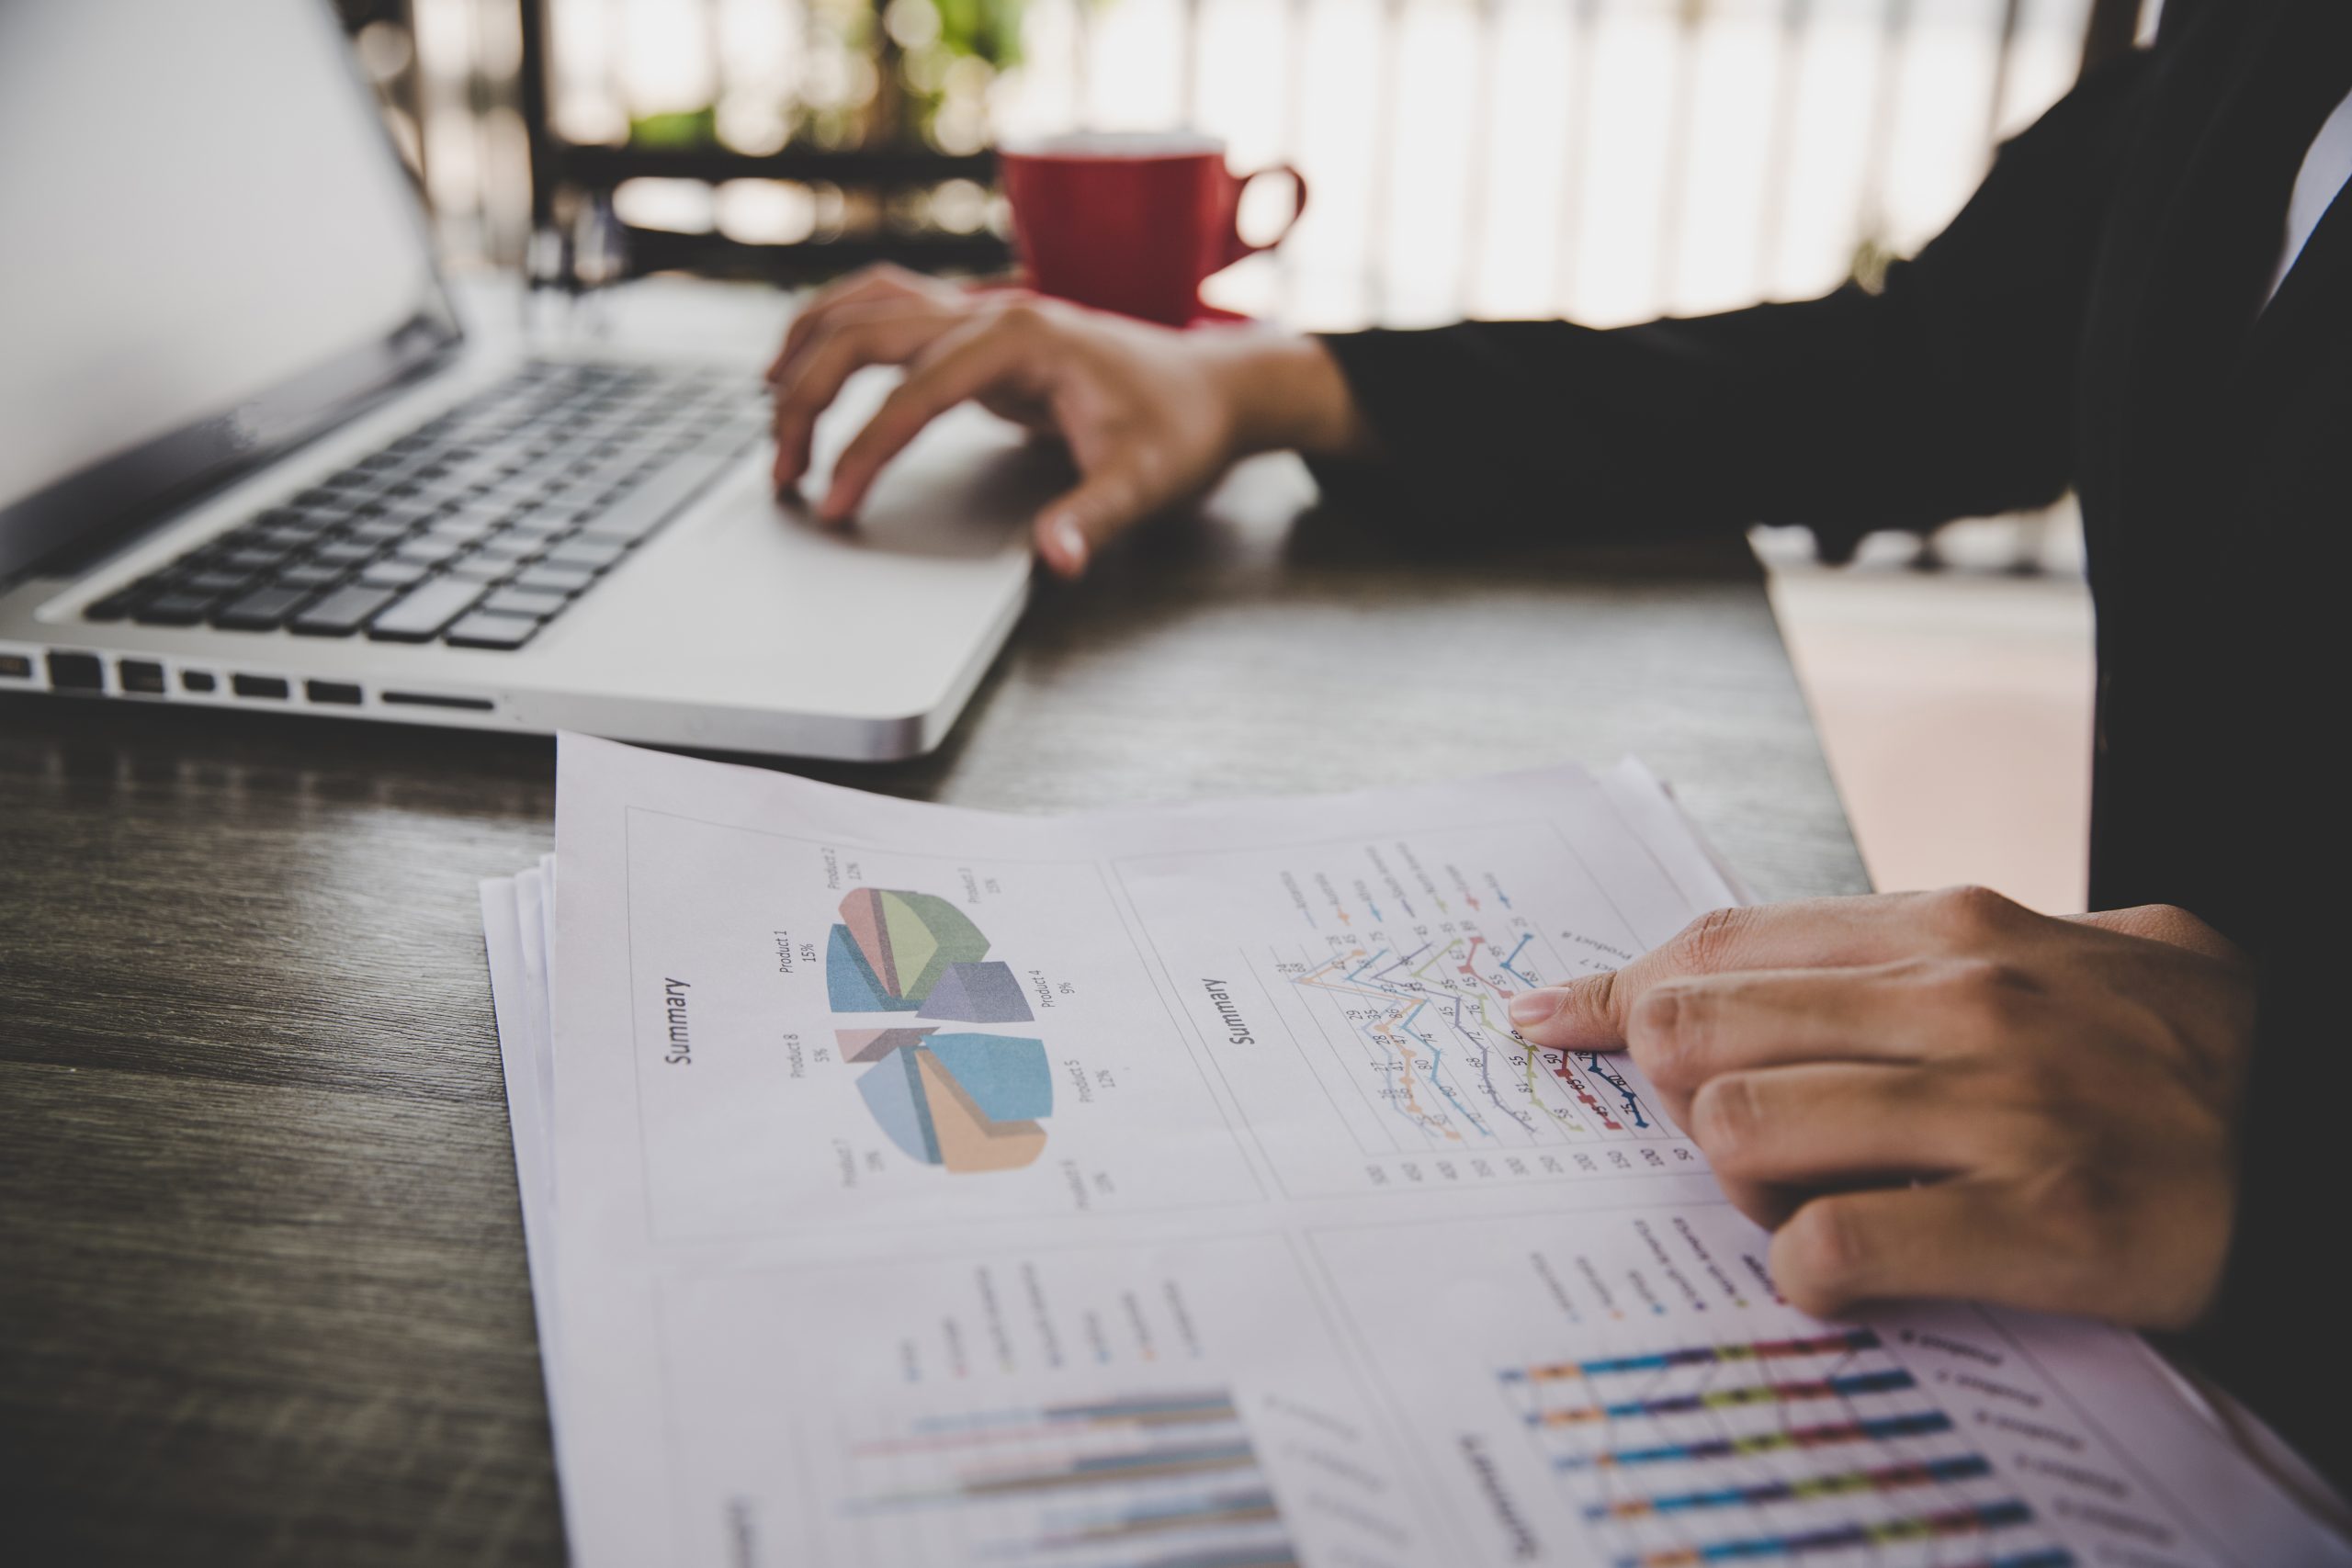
[1499,1328,2073,1568]
[836,1389,1300,1568]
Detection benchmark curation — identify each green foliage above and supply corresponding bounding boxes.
[930,0,1024,68]
[628,107,718,148]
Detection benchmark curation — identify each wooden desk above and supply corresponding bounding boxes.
[0,395,1865,1566]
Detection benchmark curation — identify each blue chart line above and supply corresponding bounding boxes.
[1498,932,1538,987]
[1579,1053,1653,1130]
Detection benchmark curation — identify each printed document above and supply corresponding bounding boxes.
[481,734,2348,1567]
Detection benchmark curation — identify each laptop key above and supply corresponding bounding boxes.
[290,583,400,637]
[213,583,316,630]
[220,546,293,574]
[445,558,514,585]
[365,576,484,642]
[133,591,225,626]
[358,557,433,588]
[480,586,567,619]
[344,517,412,545]
[276,560,349,590]
[469,537,542,565]
[395,535,467,566]
[511,562,595,595]
[379,500,447,529]
[442,611,540,650]
[428,513,502,543]
[310,539,380,567]
[540,536,627,571]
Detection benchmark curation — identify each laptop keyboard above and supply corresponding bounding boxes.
[84,361,769,649]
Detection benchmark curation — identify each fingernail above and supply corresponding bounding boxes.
[1046,513,1089,572]
[1510,988,1566,1027]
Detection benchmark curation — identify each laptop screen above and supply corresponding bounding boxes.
[0,0,459,584]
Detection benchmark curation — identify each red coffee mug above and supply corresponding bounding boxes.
[997,132,1307,327]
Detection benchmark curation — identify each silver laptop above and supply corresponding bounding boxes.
[0,0,1040,761]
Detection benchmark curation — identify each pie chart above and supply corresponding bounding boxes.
[827,888,1054,1173]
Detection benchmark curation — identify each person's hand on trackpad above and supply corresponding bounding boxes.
[766,265,1374,579]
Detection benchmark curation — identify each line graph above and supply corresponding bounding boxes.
[1111,821,1711,1195]
[1262,919,1688,1170]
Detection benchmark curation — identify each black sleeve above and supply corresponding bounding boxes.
[1311,49,2157,546]
[2165,957,2352,1493]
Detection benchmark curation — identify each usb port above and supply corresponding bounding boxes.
[48,651,104,691]
[306,680,363,706]
[120,660,167,694]
[232,674,290,700]
[0,653,31,680]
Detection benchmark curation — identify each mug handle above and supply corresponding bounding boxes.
[1222,164,1309,266]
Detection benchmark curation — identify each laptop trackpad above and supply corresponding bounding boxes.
[789,385,1067,561]
[538,385,1044,716]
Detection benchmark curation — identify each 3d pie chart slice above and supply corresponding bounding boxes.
[826,889,991,1011]
[918,961,1034,1023]
[853,1033,1052,1174]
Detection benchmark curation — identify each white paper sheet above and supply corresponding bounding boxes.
[480,735,2349,1568]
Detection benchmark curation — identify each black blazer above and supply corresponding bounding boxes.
[1321,0,2352,1490]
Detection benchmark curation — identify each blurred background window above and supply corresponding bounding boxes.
[339,0,2154,328]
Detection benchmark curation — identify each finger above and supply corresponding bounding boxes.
[817,317,1037,523]
[1716,1174,1805,1231]
[1769,1179,2066,1319]
[766,265,932,382]
[1688,1063,1993,1188]
[768,276,891,383]
[1624,963,1942,1101]
[1031,459,1160,580]
[769,309,957,493]
[1509,887,2036,1050]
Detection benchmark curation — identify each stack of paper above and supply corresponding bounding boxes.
[481,734,2346,1567]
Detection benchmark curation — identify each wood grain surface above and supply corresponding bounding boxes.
[0,450,1865,1565]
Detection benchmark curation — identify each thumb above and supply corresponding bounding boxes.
[1033,461,1152,581]
[1507,967,1632,1050]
